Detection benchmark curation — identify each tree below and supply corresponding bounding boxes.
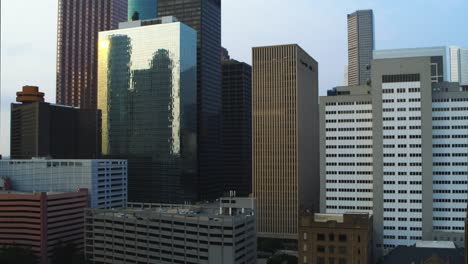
[267,254,298,264]
[0,245,38,264]
[51,243,91,264]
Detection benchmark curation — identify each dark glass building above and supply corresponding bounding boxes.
[98,18,197,203]
[11,86,101,159]
[128,0,158,21]
[157,0,222,201]
[221,56,252,197]
[56,0,127,110]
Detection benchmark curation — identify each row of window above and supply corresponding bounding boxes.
[433,116,468,120]
[325,127,372,131]
[326,162,373,166]
[383,116,421,121]
[383,190,422,194]
[325,109,372,114]
[432,98,468,102]
[382,88,421,93]
[326,180,373,184]
[326,153,373,158]
[326,197,373,201]
[383,181,422,185]
[326,171,372,175]
[433,125,468,129]
[384,98,421,103]
[325,101,371,106]
[325,118,373,123]
[433,107,468,111]
[433,199,468,203]
[384,171,422,176]
[326,136,373,140]
[383,107,421,112]
[325,205,372,210]
[384,153,421,157]
[326,145,372,149]
[383,126,421,130]
[383,199,421,203]
[326,188,372,193]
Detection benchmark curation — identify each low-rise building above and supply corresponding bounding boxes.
[299,213,373,264]
[0,189,88,264]
[382,241,464,264]
[84,196,256,264]
[0,159,127,208]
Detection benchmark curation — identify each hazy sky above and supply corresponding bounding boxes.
[1,0,467,155]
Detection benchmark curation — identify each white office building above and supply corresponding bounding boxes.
[320,47,467,257]
[0,159,127,208]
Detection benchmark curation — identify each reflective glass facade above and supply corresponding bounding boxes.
[98,22,197,203]
[128,0,158,21]
[158,0,222,201]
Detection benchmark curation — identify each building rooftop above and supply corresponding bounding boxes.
[383,245,464,264]
[373,46,446,59]
[415,241,456,249]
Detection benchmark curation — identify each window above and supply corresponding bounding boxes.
[339,234,347,242]
[317,234,325,241]
[303,232,307,240]
[329,234,335,241]
[317,246,325,252]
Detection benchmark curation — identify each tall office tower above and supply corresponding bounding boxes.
[321,47,467,258]
[11,86,101,159]
[0,189,88,264]
[0,159,127,208]
[98,17,197,203]
[449,46,468,88]
[221,56,252,196]
[56,0,127,109]
[347,10,374,86]
[320,85,374,215]
[128,0,157,21]
[372,48,467,254]
[157,0,222,201]
[252,44,319,239]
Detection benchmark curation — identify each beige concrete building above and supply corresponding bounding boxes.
[299,213,373,264]
[252,44,319,239]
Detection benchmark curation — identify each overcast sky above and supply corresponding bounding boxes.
[1,0,467,155]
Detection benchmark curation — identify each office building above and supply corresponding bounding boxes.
[321,47,467,257]
[0,189,88,264]
[157,0,223,201]
[252,44,319,239]
[449,46,468,88]
[320,85,373,215]
[221,55,252,196]
[98,17,197,203]
[299,213,373,264]
[128,0,157,21]
[0,159,127,208]
[56,0,127,109]
[347,10,374,86]
[84,197,256,264]
[382,241,464,264]
[465,209,467,264]
[11,86,101,159]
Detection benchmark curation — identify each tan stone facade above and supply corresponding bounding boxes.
[252,44,319,239]
[299,213,373,264]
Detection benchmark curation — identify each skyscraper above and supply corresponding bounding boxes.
[98,17,197,203]
[221,54,252,197]
[128,0,157,21]
[11,86,101,159]
[449,46,468,88]
[252,44,319,239]
[347,10,374,86]
[56,0,127,109]
[157,0,222,201]
[322,47,467,257]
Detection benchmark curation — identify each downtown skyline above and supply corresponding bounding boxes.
[1,0,468,155]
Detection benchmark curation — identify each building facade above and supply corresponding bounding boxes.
[84,197,256,264]
[56,0,127,109]
[299,213,373,264]
[128,0,157,21]
[252,44,319,239]
[321,48,467,257]
[11,86,101,159]
[320,85,374,215]
[98,18,197,203]
[157,0,223,201]
[221,57,252,197]
[0,189,88,264]
[347,10,374,86]
[449,46,468,88]
[0,159,127,208]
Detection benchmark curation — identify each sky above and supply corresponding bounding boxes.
[1,0,467,155]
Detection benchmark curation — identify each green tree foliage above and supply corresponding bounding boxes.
[0,245,38,264]
[267,254,298,264]
[51,243,91,264]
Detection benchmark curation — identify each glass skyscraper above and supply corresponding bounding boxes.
[128,0,158,21]
[157,0,222,201]
[56,0,127,110]
[98,18,197,203]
